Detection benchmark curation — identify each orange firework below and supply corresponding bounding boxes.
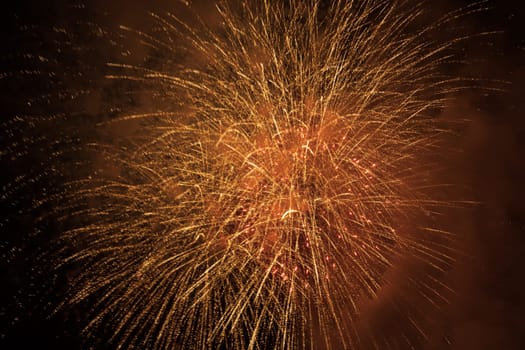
[41,0,478,349]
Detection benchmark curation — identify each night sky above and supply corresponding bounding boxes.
[1,1,524,349]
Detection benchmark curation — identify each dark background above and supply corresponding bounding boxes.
[1,1,524,349]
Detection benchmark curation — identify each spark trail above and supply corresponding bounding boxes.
[39,0,474,349]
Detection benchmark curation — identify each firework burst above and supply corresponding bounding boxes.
[4,0,480,349]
